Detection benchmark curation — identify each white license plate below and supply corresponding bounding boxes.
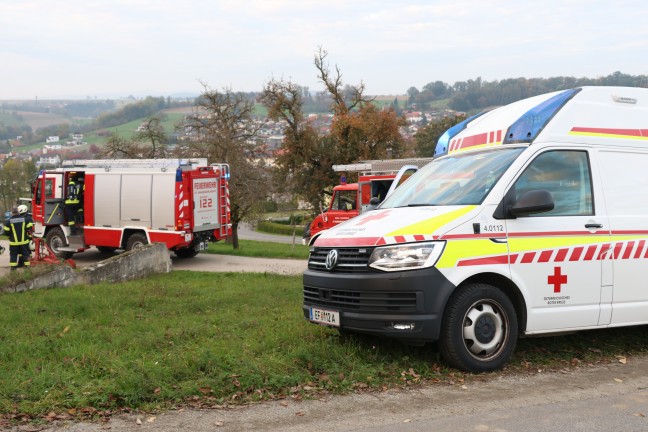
[309,307,340,327]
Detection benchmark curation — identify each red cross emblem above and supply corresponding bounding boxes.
[548,266,567,293]
[355,210,392,226]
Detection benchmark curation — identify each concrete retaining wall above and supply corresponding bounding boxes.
[1,243,172,293]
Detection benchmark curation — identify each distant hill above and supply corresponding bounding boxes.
[15,111,73,130]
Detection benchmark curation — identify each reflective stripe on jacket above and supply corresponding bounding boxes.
[3,215,34,246]
[66,181,80,205]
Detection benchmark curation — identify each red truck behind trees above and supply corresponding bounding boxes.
[302,158,433,244]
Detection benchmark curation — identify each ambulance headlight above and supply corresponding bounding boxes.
[369,241,445,272]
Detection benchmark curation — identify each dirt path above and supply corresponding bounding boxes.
[15,354,648,432]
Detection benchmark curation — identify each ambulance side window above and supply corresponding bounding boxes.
[514,150,593,216]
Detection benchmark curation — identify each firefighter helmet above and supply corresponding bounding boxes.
[17,204,28,215]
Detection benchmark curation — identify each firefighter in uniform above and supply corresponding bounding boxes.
[3,205,33,270]
[65,177,80,234]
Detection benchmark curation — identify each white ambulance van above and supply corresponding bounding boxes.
[303,86,648,372]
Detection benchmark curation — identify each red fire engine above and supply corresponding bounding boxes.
[302,158,433,244]
[30,159,231,259]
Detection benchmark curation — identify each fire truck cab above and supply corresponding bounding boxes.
[303,158,433,245]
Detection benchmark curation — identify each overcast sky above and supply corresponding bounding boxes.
[1,0,647,100]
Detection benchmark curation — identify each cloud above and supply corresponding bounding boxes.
[1,0,647,98]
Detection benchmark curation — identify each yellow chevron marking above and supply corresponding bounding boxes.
[386,206,477,237]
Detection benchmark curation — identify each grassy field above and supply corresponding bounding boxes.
[2,269,648,424]
[13,112,188,154]
[206,239,309,259]
[2,241,648,425]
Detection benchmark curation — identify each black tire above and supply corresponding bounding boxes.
[96,246,118,254]
[45,227,74,259]
[174,246,199,259]
[439,283,518,373]
[125,233,148,251]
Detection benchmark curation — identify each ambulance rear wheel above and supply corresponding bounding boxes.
[440,283,517,373]
[45,227,74,259]
[125,233,148,251]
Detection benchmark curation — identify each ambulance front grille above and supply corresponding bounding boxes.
[308,247,373,273]
[303,286,418,312]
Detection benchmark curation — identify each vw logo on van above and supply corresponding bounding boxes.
[325,249,339,271]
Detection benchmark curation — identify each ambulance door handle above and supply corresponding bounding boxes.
[585,223,603,229]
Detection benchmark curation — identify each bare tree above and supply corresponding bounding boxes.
[176,84,270,248]
[315,47,406,165]
[134,116,168,158]
[102,116,169,159]
[101,135,144,158]
[314,47,374,115]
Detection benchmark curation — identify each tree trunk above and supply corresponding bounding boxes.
[231,221,240,249]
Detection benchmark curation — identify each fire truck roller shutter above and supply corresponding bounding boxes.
[120,174,152,227]
[93,174,121,228]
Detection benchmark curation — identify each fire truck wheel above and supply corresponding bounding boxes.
[174,247,199,259]
[45,227,74,259]
[439,283,518,373]
[125,233,148,251]
[96,246,117,254]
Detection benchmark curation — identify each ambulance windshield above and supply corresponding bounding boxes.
[381,147,524,208]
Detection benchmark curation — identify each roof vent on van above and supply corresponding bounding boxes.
[503,88,581,144]
[434,112,486,158]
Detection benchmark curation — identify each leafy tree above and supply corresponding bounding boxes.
[259,78,326,210]
[414,115,467,157]
[95,97,166,129]
[330,104,405,162]
[406,86,419,107]
[176,84,270,248]
[260,49,407,213]
[0,159,37,211]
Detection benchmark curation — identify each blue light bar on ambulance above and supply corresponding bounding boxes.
[503,88,581,144]
[434,112,486,158]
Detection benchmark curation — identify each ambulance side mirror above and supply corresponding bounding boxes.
[508,189,554,217]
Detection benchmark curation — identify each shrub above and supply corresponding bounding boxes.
[257,220,304,236]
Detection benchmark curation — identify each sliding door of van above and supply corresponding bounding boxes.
[505,149,611,332]
[597,149,648,326]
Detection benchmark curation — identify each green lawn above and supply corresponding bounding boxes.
[0,272,444,419]
[206,239,309,260]
[2,245,648,424]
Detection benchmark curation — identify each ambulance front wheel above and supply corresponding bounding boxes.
[439,283,518,373]
[45,227,74,259]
